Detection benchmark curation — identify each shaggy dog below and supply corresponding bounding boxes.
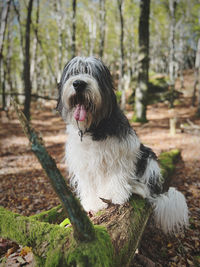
[57,56,188,234]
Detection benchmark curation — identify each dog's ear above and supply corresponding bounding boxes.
[56,81,63,115]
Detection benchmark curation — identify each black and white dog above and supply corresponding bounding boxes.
[57,56,188,234]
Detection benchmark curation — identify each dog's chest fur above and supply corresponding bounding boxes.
[65,125,141,211]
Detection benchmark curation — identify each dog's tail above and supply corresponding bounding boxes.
[149,187,189,234]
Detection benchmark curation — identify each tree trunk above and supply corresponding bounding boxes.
[134,0,150,122]
[5,14,13,94]
[71,0,77,58]
[192,38,200,111]
[196,39,200,116]
[23,0,33,121]
[168,0,177,108]
[117,0,126,110]
[179,24,185,90]
[99,0,106,59]
[30,0,40,93]
[54,0,64,81]
[88,13,97,56]
[12,0,24,54]
[0,0,11,110]
[2,67,6,110]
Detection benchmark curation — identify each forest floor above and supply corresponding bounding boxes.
[0,70,200,266]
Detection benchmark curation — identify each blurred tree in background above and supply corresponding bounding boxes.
[134,0,150,122]
[0,0,200,119]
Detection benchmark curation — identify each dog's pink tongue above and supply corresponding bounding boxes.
[74,104,87,121]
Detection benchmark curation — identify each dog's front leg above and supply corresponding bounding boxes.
[80,193,108,213]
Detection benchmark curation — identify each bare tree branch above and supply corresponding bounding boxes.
[12,99,95,242]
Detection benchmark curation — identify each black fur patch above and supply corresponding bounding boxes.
[136,144,157,177]
[136,144,162,194]
[148,176,163,195]
[87,106,133,141]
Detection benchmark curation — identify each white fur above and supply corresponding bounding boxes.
[150,188,189,233]
[66,125,141,211]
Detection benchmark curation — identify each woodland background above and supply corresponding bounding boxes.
[0,0,200,266]
[0,0,200,115]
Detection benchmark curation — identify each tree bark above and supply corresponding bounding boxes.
[0,0,11,110]
[30,0,40,93]
[23,0,33,121]
[99,0,106,59]
[117,0,126,110]
[5,14,13,94]
[12,0,25,97]
[168,0,177,108]
[12,0,24,56]
[71,0,77,58]
[54,0,64,81]
[134,0,150,122]
[88,12,97,56]
[179,24,185,90]
[0,0,11,57]
[192,38,200,113]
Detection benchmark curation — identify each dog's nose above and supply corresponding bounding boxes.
[73,80,87,92]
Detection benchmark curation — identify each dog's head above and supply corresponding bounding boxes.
[57,57,117,129]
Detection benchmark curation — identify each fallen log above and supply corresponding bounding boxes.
[0,100,181,266]
[180,119,200,135]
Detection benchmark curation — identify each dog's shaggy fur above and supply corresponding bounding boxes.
[57,56,188,234]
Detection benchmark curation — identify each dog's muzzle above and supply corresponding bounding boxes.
[71,80,88,122]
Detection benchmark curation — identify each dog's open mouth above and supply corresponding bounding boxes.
[69,93,93,121]
[74,104,87,121]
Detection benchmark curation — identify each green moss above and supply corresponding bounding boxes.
[131,115,148,123]
[149,75,169,92]
[66,226,114,267]
[0,207,114,266]
[159,149,180,179]
[174,99,182,106]
[130,195,147,212]
[95,210,105,217]
[30,205,66,224]
[45,248,65,267]
[34,255,46,267]
[0,256,7,265]
[116,91,122,104]
[193,255,200,267]
[0,207,72,260]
